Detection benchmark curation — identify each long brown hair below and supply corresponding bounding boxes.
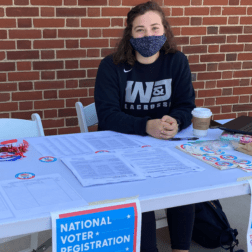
[113,1,177,66]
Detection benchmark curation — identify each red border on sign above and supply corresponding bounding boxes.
[59,202,138,252]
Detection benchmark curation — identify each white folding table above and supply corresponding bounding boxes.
[0,125,251,241]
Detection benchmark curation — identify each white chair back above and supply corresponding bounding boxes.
[0,113,44,139]
[75,102,98,132]
[0,113,44,249]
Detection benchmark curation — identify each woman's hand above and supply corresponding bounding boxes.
[160,115,179,139]
[146,116,179,139]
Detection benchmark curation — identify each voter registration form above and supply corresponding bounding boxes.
[27,134,94,158]
[118,147,204,177]
[28,131,142,157]
[28,131,204,187]
[0,194,14,220]
[61,152,146,187]
[61,148,203,187]
[0,174,87,217]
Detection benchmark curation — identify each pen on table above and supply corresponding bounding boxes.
[168,137,199,141]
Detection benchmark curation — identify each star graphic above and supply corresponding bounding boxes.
[96,232,99,236]
[127,215,131,219]
[126,248,129,251]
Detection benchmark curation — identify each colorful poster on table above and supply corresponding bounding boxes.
[51,199,141,252]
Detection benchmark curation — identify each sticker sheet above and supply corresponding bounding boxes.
[176,140,252,171]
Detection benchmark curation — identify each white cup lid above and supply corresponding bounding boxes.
[191,108,212,118]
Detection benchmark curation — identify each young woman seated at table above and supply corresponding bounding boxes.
[94,1,196,251]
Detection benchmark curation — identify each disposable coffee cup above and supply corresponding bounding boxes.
[191,108,212,137]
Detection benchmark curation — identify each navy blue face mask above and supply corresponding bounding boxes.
[130,34,167,58]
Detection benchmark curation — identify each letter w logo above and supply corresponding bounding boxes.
[125,79,171,103]
[125,81,154,103]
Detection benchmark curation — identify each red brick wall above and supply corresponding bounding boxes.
[0,0,252,135]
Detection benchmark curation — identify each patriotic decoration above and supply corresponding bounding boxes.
[0,139,29,162]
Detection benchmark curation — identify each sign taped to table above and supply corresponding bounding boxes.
[51,199,141,252]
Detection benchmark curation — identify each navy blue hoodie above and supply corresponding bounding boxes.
[94,51,195,136]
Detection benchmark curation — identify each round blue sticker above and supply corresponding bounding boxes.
[203,156,220,162]
[95,150,110,153]
[39,156,57,162]
[234,159,251,165]
[214,161,234,167]
[200,147,225,155]
[220,155,237,160]
[15,172,35,180]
